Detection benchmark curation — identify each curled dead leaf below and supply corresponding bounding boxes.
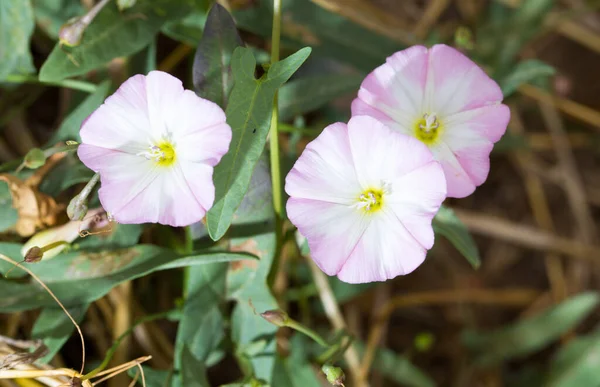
[0,174,65,236]
[0,153,67,236]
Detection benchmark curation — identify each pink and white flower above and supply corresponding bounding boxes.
[77,71,232,227]
[285,116,446,283]
[352,44,510,198]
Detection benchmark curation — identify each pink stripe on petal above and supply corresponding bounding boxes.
[287,198,369,276]
[432,143,477,198]
[444,103,510,144]
[427,44,504,116]
[337,211,426,283]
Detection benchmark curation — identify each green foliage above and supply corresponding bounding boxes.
[433,205,481,269]
[181,345,210,387]
[500,59,556,97]
[31,304,89,363]
[234,0,404,72]
[0,0,35,80]
[0,243,256,311]
[49,81,111,144]
[0,181,18,232]
[546,326,600,387]
[463,292,600,365]
[193,3,243,108]
[32,0,85,39]
[355,341,435,387]
[39,0,195,82]
[207,46,311,240]
[278,73,363,121]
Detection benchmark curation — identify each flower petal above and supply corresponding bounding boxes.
[170,90,231,165]
[444,104,510,144]
[346,115,437,189]
[287,198,369,276]
[430,142,477,198]
[387,161,446,249]
[145,71,186,138]
[337,210,426,283]
[102,164,209,227]
[426,44,503,116]
[354,45,429,128]
[285,122,361,205]
[79,74,152,153]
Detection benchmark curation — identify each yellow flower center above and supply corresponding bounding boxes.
[414,113,443,145]
[138,141,176,167]
[355,188,384,214]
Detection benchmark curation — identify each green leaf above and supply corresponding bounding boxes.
[39,156,96,196]
[181,345,210,387]
[32,0,84,39]
[500,59,555,97]
[433,205,481,269]
[128,366,172,387]
[207,46,311,240]
[193,3,243,109]
[546,326,600,387]
[354,341,435,387]
[278,73,363,121]
[229,229,279,381]
[463,292,600,366]
[31,304,89,363]
[48,81,110,144]
[271,334,321,387]
[174,263,228,383]
[39,0,193,82]
[0,181,18,232]
[0,0,35,80]
[0,243,257,312]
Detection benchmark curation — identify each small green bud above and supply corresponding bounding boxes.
[322,364,345,386]
[117,0,137,10]
[414,332,435,352]
[260,309,289,327]
[67,194,88,221]
[454,26,474,50]
[24,246,43,263]
[23,148,46,169]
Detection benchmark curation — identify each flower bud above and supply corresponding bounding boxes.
[260,310,289,327]
[23,148,46,169]
[59,18,87,47]
[67,194,88,221]
[24,246,43,263]
[322,364,345,386]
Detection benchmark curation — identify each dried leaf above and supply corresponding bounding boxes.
[0,174,64,236]
[0,336,48,370]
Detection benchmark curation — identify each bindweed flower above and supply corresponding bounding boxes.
[285,116,446,283]
[78,71,232,227]
[352,44,510,198]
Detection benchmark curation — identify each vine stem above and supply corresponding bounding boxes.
[267,0,284,285]
[4,74,97,93]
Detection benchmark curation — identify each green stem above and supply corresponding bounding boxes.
[286,318,329,348]
[267,0,284,287]
[4,74,97,93]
